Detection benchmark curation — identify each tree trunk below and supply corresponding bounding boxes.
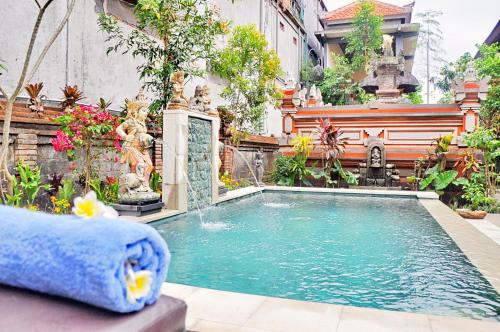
[0,99,15,195]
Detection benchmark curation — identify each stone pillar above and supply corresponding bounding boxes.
[15,132,38,167]
[163,109,220,212]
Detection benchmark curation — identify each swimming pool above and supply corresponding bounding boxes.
[153,192,500,320]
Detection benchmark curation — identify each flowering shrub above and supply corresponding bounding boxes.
[51,105,122,192]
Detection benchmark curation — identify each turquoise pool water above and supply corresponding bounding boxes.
[153,192,500,320]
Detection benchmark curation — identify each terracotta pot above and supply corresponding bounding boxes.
[455,209,487,219]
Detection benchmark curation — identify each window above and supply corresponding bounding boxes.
[279,22,285,31]
[293,37,297,45]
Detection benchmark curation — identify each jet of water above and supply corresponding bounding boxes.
[224,145,266,204]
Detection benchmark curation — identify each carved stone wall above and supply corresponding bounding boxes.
[187,117,213,210]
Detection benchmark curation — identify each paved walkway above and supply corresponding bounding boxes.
[161,283,500,332]
[488,214,500,229]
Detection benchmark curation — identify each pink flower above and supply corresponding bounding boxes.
[51,131,75,152]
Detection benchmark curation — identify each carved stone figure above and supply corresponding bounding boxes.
[255,149,264,187]
[218,141,228,195]
[299,87,308,107]
[309,85,317,102]
[116,91,160,203]
[188,85,205,112]
[169,71,188,108]
[316,87,323,106]
[370,147,382,168]
[189,84,218,116]
[382,34,394,56]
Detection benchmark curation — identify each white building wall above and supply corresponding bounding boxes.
[0,0,305,137]
[0,0,142,108]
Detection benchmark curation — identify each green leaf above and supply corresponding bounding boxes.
[434,170,458,191]
[420,172,438,190]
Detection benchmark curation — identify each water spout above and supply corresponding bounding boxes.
[163,144,205,224]
[225,145,266,203]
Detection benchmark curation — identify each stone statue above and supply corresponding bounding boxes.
[169,71,188,107]
[255,149,264,187]
[189,84,218,116]
[382,35,394,56]
[309,85,317,101]
[299,87,308,107]
[116,91,160,203]
[316,87,323,106]
[464,63,478,82]
[188,85,205,112]
[370,147,382,168]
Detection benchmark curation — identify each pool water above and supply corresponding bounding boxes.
[153,192,500,320]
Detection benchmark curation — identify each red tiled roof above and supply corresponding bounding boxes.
[324,1,407,21]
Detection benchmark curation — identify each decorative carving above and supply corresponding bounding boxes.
[169,71,188,108]
[189,84,218,116]
[116,90,160,203]
[255,148,264,186]
[382,35,394,56]
[370,147,382,168]
[316,87,323,106]
[353,138,400,187]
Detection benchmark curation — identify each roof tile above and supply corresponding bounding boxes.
[324,1,407,21]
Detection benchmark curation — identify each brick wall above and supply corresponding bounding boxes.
[220,135,280,182]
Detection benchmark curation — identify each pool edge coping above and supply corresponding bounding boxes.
[419,199,500,294]
[161,282,500,331]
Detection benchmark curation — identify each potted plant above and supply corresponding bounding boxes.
[456,173,495,219]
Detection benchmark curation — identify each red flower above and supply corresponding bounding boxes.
[51,131,75,152]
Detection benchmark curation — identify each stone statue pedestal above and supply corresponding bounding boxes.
[163,108,220,212]
[114,200,163,217]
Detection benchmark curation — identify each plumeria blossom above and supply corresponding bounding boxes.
[72,191,119,219]
[125,264,153,304]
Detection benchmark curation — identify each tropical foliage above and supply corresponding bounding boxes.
[435,52,473,103]
[318,54,370,105]
[50,178,75,215]
[317,119,358,187]
[410,134,462,195]
[475,43,500,130]
[344,0,383,71]
[462,127,499,197]
[5,161,51,210]
[212,24,282,134]
[98,0,228,124]
[272,135,315,187]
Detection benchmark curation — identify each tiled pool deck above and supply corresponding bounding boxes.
[137,187,500,331]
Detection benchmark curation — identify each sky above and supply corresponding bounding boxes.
[323,0,499,100]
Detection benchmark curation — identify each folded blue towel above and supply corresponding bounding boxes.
[0,206,170,313]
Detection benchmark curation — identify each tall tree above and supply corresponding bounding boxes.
[416,10,445,103]
[211,24,282,136]
[99,0,228,124]
[435,52,473,103]
[0,0,77,196]
[318,54,369,105]
[475,42,500,130]
[344,0,383,72]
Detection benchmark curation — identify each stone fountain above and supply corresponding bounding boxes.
[356,137,400,187]
[163,71,221,212]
